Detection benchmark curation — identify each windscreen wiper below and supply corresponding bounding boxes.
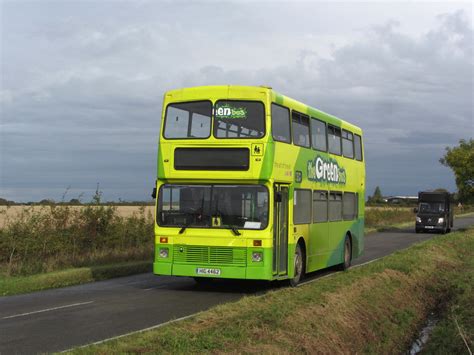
[213,208,241,236]
[179,220,193,234]
[178,212,199,234]
[227,225,241,236]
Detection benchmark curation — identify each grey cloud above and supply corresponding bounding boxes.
[1,3,472,201]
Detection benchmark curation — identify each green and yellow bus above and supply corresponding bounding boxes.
[153,85,365,286]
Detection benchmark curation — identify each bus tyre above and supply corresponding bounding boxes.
[289,243,304,287]
[338,236,352,271]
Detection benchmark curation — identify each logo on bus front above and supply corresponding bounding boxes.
[215,104,247,119]
[307,156,346,184]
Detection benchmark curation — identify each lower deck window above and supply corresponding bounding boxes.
[294,189,312,224]
[329,192,342,221]
[343,192,357,220]
[313,191,328,222]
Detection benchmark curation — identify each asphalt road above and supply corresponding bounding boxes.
[1,216,473,354]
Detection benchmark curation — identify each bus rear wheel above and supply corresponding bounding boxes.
[338,236,352,271]
[289,243,304,287]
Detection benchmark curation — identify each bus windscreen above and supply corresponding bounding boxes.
[158,184,268,230]
[213,100,265,138]
[163,101,212,139]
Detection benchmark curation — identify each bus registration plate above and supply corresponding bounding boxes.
[196,268,221,276]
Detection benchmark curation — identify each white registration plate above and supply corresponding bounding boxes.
[196,268,221,276]
[425,226,434,229]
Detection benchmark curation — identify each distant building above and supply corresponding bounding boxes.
[383,196,418,204]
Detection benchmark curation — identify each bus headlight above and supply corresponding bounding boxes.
[416,216,421,223]
[252,252,263,262]
[159,248,169,258]
[437,218,444,224]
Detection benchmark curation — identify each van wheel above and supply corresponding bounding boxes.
[289,243,304,287]
[338,236,352,271]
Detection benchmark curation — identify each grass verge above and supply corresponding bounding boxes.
[68,228,473,354]
[421,234,473,354]
[0,261,151,296]
[365,210,474,234]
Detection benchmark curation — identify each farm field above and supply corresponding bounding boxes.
[0,204,155,277]
[0,205,154,226]
[0,205,414,225]
[0,204,471,280]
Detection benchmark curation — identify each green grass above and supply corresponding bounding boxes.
[0,261,151,296]
[421,234,473,354]
[364,206,472,234]
[364,207,415,231]
[67,228,474,354]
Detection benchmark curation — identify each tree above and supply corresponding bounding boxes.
[440,139,474,203]
[0,197,15,205]
[368,186,384,203]
[92,183,103,205]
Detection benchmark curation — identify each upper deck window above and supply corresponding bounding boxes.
[213,100,265,139]
[163,101,212,139]
[271,103,291,143]
[354,134,363,161]
[311,118,327,152]
[342,130,354,159]
[292,111,310,148]
[328,125,342,155]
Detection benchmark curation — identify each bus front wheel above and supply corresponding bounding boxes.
[338,236,352,271]
[289,243,305,287]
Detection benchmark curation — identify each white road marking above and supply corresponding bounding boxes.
[2,301,94,320]
[66,257,386,349]
[61,313,197,352]
[298,256,384,287]
[352,256,383,268]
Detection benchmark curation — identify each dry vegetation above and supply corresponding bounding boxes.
[0,205,154,276]
[0,204,471,278]
[0,205,154,227]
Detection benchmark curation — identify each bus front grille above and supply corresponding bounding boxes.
[173,245,247,266]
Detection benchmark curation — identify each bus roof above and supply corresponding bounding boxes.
[164,85,363,134]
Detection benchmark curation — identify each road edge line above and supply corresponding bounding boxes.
[60,313,197,353]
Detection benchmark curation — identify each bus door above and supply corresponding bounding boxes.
[273,184,289,276]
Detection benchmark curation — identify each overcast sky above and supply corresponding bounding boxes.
[1,1,473,202]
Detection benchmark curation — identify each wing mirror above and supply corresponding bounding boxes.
[413,207,418,213]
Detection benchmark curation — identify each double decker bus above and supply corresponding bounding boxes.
[153,85,365,286]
